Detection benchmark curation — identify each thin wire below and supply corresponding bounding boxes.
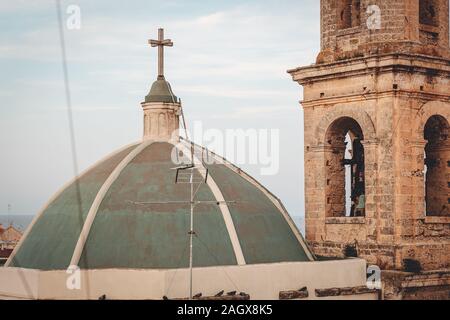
[55,0,91,294]
[194,234,241,293]
[3,1,86,299]
[180,106,189,140]
[55,2,81,190]
[164,235,190,298]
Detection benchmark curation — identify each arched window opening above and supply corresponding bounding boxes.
[338,0,361,30]
[424,115,450,216]
[419,0,439,26]
[325,117,365,217]
[344,133,353,216]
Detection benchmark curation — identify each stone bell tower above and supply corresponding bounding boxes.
[289,0,450,299]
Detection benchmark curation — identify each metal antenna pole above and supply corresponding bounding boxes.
[189,171,194,300]
[136,159,220,299]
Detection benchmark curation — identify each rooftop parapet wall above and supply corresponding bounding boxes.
[0,259,376,300]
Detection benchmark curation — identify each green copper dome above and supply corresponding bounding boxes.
[7,140,313,270]
[145,76,178,103]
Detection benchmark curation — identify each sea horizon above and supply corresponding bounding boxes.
[0,214,306,234]
[0,214,35,232]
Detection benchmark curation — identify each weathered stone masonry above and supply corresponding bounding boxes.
[289,0,450,299]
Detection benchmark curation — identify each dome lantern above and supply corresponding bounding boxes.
[141,28,180,142]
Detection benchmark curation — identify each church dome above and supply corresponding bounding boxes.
[6,28,313,272]
[8,140,312,271]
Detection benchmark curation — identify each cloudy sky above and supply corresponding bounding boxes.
[0,0,319,224]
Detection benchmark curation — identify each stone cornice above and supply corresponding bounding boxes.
[300,90,450,108]
[141,101,181,111]
[288,53,450,84]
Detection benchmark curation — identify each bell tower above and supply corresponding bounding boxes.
[289,0,450,287]
[318,0,449,64]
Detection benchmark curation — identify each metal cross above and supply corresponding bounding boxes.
[148,28,173,79]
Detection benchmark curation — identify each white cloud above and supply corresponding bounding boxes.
[51,105,124,112]
[0,3,318,67]
[194,11,227,26]
[177,84,290,99]
[206,105,295,120]
[0,0,53,13]
[0,0,318,215]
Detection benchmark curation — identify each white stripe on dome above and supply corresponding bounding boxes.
[178,141,246,266]
[189,142,315,262]
[5,142,140,268]
[69,140,155,267]
[225,165,314,261]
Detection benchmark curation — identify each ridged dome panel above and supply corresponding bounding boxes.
[78,142,237,269]
[8,141,312,270]
[206,163,310,264]
[8,145,138,270]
